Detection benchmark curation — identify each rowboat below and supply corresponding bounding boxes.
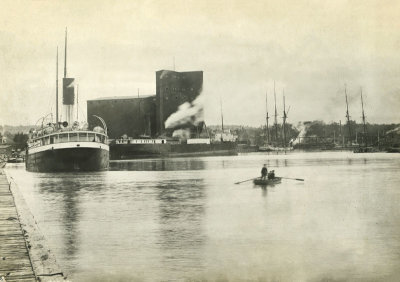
[253,177,282,186]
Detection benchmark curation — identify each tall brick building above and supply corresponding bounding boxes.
[155,70,203,135]
[87,70,203,139]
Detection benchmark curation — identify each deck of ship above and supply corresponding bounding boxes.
[0,169,36,282]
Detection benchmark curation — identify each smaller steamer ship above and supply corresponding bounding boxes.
[26,29,109,172]
[7,150,25,163]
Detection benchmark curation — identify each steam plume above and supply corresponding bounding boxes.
[172,129,191,140]
[292,122,309,145]
[160,70,172,79]
[386,126,400,135]
[165,93,204,129]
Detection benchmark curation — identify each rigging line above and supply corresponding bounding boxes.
[75,87,87,123]
[45,87,54,122]
[77,104,87,123]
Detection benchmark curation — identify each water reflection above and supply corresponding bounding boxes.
[110,153,384,172]
[36,173,107,270]
[110,158,206,171]
[260,186,268,197]
[156,178,206,278]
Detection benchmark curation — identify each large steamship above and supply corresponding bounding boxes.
[26,30,109,172]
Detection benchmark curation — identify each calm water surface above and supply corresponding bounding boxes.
[5,152,400,281]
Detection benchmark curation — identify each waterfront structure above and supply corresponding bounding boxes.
[0,171,37,281]
[0,144,12,157]
[156,70,203,136]
[26,29,109,172]
[87,70,203,139]
[87,95,156,139]
[87,69,238,160]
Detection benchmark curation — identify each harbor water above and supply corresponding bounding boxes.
[5,152,400,281]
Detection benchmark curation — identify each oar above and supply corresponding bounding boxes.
[235,177,259,184]
[281,177,304,181]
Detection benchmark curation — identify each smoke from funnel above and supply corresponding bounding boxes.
[160,70,172,79]
[386,126,400,135]
[172,129,191,140]
[164,93,204,129]
[292,122,310,145]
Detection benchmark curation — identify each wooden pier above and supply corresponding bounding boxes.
[0,169,36,281]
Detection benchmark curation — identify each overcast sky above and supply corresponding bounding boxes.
[1,0,400,127]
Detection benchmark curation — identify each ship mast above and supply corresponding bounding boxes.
[76,84,79,121]
[282,90,287,147]
[360,87,367,146]
[345,84,352,145]
[266,91,270,143]
[274,81,278,142]
[56,47,59,124]
[220,97,224,132]
[64,28,67,78]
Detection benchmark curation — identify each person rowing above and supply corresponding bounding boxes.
[261,164,268,180]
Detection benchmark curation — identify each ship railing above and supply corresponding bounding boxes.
[115,138,166,145]
[29,131,108,148]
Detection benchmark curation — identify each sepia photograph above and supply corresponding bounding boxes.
[1,0,400,281]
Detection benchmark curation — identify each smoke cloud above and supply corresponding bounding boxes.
[386,126,400,135]
[164,93,205,129]
[172,129,191,140]
[291,122,310,145]
[160,70,172,79]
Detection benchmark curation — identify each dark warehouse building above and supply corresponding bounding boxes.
[87,95,156,139]
[87,70,203,139]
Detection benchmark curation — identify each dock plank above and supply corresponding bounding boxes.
[0,170,36,281]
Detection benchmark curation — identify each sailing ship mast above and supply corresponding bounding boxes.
[64,28,67,78]
[360,87,367,145]
[266,91,270,143]
[220,97,224,132]
[345,84,352,145]
[56,47,59,124]
[282,90,287,147]
[274,81,278,142]
[76,84,79,121]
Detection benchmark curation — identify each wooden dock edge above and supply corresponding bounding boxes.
[4,169,67,282]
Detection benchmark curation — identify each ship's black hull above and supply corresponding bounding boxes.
[26,147,109,172]
[110,142,237,160]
